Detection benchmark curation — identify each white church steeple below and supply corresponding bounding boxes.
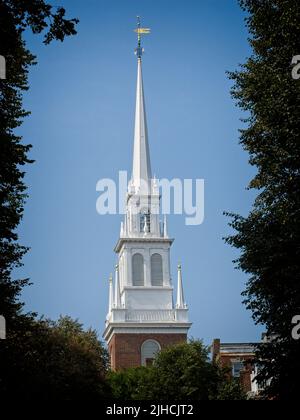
[103,19,191,370]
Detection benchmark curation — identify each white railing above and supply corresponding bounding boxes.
[125,309,176,322]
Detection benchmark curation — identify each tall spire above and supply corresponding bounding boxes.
[132,17,152,192]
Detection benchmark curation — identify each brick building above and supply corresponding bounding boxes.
[103,20,191,370]
[211,339,260,396]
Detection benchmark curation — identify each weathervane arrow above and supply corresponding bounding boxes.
[134,16,150,58]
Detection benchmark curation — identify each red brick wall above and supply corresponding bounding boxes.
[108,333,187,370]
[240,368,253,392]
[218,354,254,393]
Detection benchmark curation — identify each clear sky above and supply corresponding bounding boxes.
[16,0,264,345]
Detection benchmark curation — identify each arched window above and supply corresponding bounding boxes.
[151,253,163,286]
[141,340,161,366]
[140,209,150,233]
[132,253,144,286]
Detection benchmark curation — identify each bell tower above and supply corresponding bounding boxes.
[103,18,191,370]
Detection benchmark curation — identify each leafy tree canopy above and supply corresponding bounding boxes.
[225,0,300,399]
[0,315,111,399]
[109,340,246,400]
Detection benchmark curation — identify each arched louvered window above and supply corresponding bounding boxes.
[140,210,150,233]
[132,253,144,286]
[151,253,163,286]
[141,340,161,366]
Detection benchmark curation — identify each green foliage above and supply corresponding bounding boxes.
[109,366,152,400]
[215,377,247,401]
[109,340,246,400]
[225,0,300,399]
[148,340,219,400]
[0,316,111,399]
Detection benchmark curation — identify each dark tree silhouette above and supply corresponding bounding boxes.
[225,0,300,399]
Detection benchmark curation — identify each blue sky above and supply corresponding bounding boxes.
[16,0,264,345]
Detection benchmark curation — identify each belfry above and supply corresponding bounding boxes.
[103,18,191,370]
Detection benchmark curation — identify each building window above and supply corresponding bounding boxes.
[140,210,150,233]
[141,340,161,366]
[132,253,144,286]
[151,253,163,286]
[232,361,244,378]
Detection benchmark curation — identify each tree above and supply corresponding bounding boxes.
[109,340,245,400]
[108,366,152,400]
[215,378,247,401]
[0,316,111,399]
[0,4,81,395]
[0,0,78,327]
[225,0,300,399]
